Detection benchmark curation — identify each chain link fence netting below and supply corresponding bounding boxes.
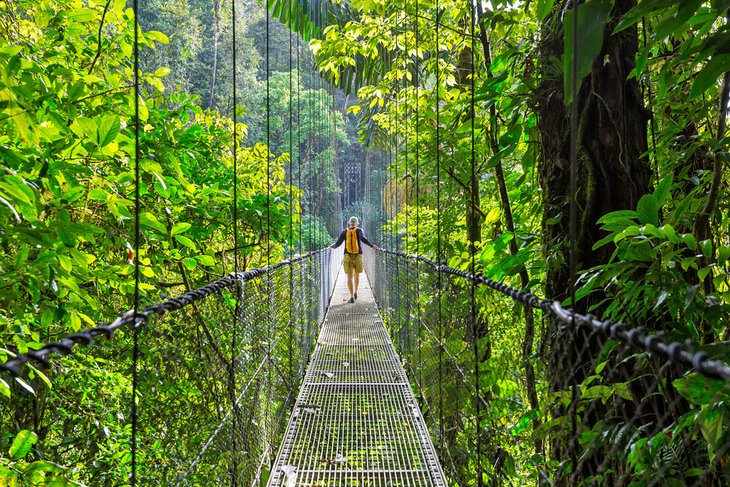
[1,249,341,486]
[365,247,730,486]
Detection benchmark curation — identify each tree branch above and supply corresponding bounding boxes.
[88,0,112,74]
[444,165,486,218]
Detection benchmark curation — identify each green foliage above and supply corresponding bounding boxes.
[562,0,613,106]
[1,0,729,482]
[578,178,730,340]
[300,0,730,483]
[0,0,305,483]
[0,430,80,485]
[301,214,332,250]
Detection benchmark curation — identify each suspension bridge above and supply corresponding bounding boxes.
[3,243,730,485]
[2,0,730,484]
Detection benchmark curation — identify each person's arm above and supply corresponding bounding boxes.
[358,229,379,250]
[331,230,345,249]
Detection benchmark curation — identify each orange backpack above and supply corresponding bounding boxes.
[345,227,360,254]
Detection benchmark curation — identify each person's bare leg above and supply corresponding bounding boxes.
[347,269,354,297]
[353,272,359,297]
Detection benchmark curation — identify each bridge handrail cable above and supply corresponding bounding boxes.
[376,248,730,382]
[4,246,729,383]
[0,248,329,377]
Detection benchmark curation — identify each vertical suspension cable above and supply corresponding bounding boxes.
[315,74,320,250]
[230,0,240,481]
[394,10,401,340]
[414,0,422,396]
[389,144,394,250]
[435,0,444,454]
[287,0,294,398]
[402,5,411,362]
[131,0,140,483]
[297,36,303,256]
[266,0,271,264]
[305,54,312,324]
[265,0,273,462]
[569,0,580,477]
[469,0,481,483]
[331,84,336,241]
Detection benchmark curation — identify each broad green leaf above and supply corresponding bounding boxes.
[653,174,673,205]
[139,212,167,234]
[97,115,120,147]
[0,466,18,486]
[27,364,52,389]
[714,274,727,289]
[690,54,730,99]
[612,382,633,401]
[652,0,703,40]
[598,210,638,224]
[613,225,640,244]
[0,46,23,58]
[182,257,198,270]
[75,117,97,139]
[682,233,698,251]
[23,459,64,474]
[614,0,667,32]
[0,177,35,206]
[0,195,20,222]
[196,255,216,266]
[66,8,96,21]
[54,221,92,247]
[138,97,149,122]
[581,384,612,402]
[698,266,712,282]
[718,245,730,265]
[563,0,613,106]
[154,67,171,77]
[636,194,659,225]
[171,222,192,236]
[69,312,81,331]
[700,239,713,259]
[484,207,501,225]
[674,374,730,405]
[141,266,155,278]
[660,224,679,243]
[175,235,197,251]
[592,232,617,250]
[9,430,37,460]
[536,0,556,21]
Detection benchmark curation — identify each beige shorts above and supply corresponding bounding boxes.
[343,253,363,273]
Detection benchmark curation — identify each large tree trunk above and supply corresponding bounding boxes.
[536,0,651,482]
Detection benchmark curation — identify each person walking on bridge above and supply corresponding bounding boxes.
[331,216,379,303]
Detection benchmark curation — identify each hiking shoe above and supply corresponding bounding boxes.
[348,297,355,303]
[354,293,358,300]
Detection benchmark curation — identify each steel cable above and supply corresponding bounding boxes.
[468,3,481,483]
[373,248,730,382]
[231,0,240,478]
[434,1,444,454]
[131,0,141,480]
[0,250,330,376]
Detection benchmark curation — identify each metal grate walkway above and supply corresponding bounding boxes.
[267,270,447,487]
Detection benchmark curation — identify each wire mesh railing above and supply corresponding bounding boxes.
[365,247,730,486]
[0,248,341,486]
